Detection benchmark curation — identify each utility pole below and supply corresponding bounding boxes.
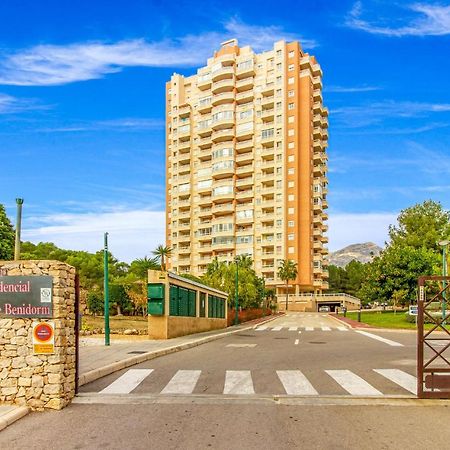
[439,240,449,324]
[104,232,110,346]
[14,198,24,260]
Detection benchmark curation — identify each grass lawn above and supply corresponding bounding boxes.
[342,310,447,330]
[82,315,148,332]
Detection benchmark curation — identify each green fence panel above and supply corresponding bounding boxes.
[200,292,206,317]
[169,285,179,316]
[178,287,189,316]
[188,290,196,317]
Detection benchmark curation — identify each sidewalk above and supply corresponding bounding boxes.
[78,315,280,387]
[0,405,29,432]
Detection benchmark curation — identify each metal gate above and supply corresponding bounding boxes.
[417,276,450,398]
[74,274,80,394]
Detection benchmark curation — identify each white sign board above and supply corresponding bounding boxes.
[409,305,418,316]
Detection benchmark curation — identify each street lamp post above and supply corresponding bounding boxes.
[104,232,110,346]
[14,198,24,260]
[235,259,239,326]
[438,240,449,323]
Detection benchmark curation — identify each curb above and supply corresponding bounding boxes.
[327,314,353,329]
[0,406,30,432]
[78,315,277,387]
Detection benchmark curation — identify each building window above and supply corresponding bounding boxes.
[277,63,282,70]
[288,233,294,240]
[276,219,282,226]
[288,64,294,71]
[276,154,282,162]
[288,90,294,97]
[276,180,282,188]
[288,142,294,149]
[288,181,294,188]
[288,194,294,201]
[288,103,295,110]
[288,77,294,85]
[288,247,294,254]
[288,129,295,136]
[288,207,294,214]
[288,51,295,58]
[288,116,294,124]
[288,220,294,227]
[277,233,282,239]
[288,168,295,175]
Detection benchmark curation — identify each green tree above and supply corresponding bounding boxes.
[359,245,439,306]
[109,284,133,315]
[152,245,173,271]
[0,204,15,260]
[86,291,104,316]
[344,260,366,297]
[277,260,298,311]
[389,200,450,252]
[129,256,160,279]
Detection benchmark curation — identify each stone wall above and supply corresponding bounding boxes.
[0,260,76,410]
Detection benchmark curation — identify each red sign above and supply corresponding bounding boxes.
[34,323,53,342]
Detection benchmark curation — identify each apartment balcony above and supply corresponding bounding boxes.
[178,246,191,255]
[198,230,212,241]
[313,139,322,150]
[197,126,212,138]
[313,164,325,176]
[212,78,235,95]
[235,214,254,225]
[261,83,275,96]
[177,130,191,142]
[178,209,191,219]
[321,245,328,255]
[261,186,275,195]
[235,152,253,164]
[313,240,323,251]
[321,234,329,244]
[262,199,275,209]
[176,140,190,153]
[236,77,254,92]
[212,202,234,215]
[197,100,212,114]
[197,77,212,90]
[313,114,321,126]
[322,223,329,232]
[261,146,274,157]
[211,66,234,82]
[197,184,212,194]
[261,159,275,170]
[313,102,321,113]
[312,77,322,90]
[312,64,323,77]
[313,215,322,225]
[313,266,322,275]
[212,191,234,201]
[212,165,234,179]
[235,139,253,152]
[211,116,235,131]
[300,56,312,69]
[261,109,275,122]
[321,117,328,128]
[198,137,212,149]
[215,52,235,65]
[322,199,328,209]
[236,189,253,200]
[321,107,329,117]
[321,129,329,141]
[322,212,329,221]
[198,245,212,253]
[198,196,212,206]
[313,127,321,139]
[235,177,253,189]
[211,91,234,106]
[261,96,275,109]
[261,134,275,147]
[313,151,324,164]
[236,90,254,104]
[236,163,254,176]
[236,127,254,141]
[211,127,234,143]
[198,207,212,218]
[236,63,255,79]
[313,227,322,238]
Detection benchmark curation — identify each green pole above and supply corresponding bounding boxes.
[235,260,239,325]
[14,198,24,260]
[104,232,110,346]
[443,244,447,324]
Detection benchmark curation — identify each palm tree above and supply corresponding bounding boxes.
[152,245,173,271]
[277,259,298,311]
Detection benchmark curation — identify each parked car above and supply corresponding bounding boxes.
[318,306,330,312]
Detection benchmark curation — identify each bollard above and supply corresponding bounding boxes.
[357,309,361,322]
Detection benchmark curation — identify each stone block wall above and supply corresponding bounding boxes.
[0,260,76,410]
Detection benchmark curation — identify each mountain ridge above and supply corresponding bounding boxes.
[329,242,382,268]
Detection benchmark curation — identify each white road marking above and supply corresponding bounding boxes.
[337,327,348,331]
[355,330,403,347]
[277,370,318,395]
[326,370,383,396]
[226,344,257,348]
[223,370,255,395]
[99,369,153,394]
[255,326,267,331]
[272,326,283,331]
[161,370,201,394]
[294,339,299,345]
[289,326,298,331]
[305,327,314,331]
[322,327,331,331]
[374,369,417,394]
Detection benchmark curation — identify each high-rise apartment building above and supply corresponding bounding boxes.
[165,39,328,295]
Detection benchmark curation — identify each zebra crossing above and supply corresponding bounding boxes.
[89,367,417,397]
[255,325,348,332]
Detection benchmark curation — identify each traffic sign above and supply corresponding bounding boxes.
[409,305,418,316]
[32,321,55,354]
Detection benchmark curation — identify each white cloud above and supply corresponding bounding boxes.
[0,93,44,114]
[0,19,316,86]
[347,2,450,36]
[22,208,166,263]
[37,117,165,132]
[331,100,450,128]
[328,212,396,251]
[325,85,381,93]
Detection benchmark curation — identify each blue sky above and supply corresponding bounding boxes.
[1,0,449,262]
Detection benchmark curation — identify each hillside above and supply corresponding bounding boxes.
[329,242,382,267]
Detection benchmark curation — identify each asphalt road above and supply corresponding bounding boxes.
[2,313,450,450]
